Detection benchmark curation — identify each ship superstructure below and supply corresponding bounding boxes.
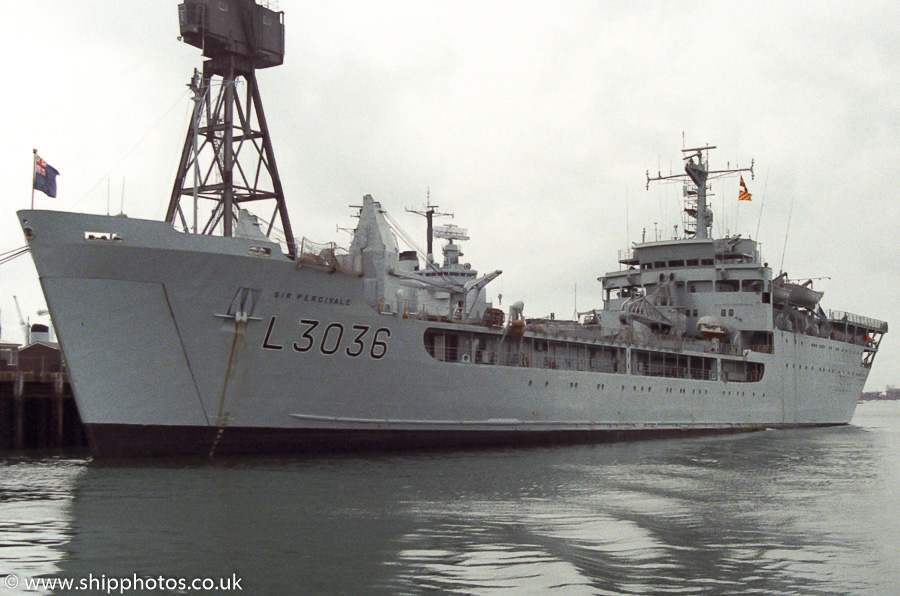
[16,2,887,457]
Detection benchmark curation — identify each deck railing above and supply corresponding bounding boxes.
[827,310,888,333]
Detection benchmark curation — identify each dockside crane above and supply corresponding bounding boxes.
[12,295,28,345]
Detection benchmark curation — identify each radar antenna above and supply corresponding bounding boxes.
[168,0,296,258]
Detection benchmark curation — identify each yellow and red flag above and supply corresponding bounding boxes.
[739,176,752,201]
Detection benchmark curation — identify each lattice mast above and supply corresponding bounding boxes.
[647,145,753,240]
[168,0,296,258]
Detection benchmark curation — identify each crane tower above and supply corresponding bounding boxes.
[168,0,296,257]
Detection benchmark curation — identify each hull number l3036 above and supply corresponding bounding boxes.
[261,316,391,359]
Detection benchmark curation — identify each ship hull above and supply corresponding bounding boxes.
[19,210,870,457]
[84,422,844,458]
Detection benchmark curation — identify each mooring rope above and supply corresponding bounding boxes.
[0,246,29,266]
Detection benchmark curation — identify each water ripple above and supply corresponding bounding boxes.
[0,455,87,587]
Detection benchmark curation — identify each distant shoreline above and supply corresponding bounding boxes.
[861,392,900,401]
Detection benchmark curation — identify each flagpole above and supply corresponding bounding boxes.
[31,149,37,209]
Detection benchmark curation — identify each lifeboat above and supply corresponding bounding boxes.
[784,282,824,310]
[509,319,525,336]
[696,316,731,339]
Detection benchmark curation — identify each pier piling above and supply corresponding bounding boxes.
[0,372,85,451]
[13,374,24,450]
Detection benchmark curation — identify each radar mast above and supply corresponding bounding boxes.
[647,145,753,240]
[406,190,453,264]
[168,0,296,258]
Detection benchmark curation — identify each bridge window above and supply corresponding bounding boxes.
[715,280,739,292]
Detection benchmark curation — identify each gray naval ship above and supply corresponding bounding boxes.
[19,1,887,457]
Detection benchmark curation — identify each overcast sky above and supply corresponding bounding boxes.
[2,1,898,390]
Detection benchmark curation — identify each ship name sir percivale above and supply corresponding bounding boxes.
[273,291,351,306]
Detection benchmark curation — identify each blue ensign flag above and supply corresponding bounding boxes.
[33,155,60,198]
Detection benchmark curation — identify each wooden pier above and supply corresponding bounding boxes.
[0,371,86,451]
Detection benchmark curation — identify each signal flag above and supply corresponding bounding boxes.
[739,176,752,201]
